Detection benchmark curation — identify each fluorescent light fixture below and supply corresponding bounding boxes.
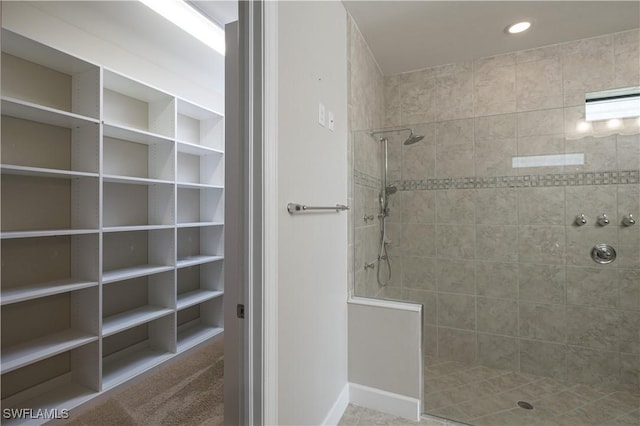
[139,0,225,55]
[512,154,585,169]
[506,21,531,34]
[585,86,640,121]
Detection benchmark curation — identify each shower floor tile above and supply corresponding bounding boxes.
[423,358,640,426]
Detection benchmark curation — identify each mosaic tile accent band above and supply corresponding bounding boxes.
[385,170,640,191]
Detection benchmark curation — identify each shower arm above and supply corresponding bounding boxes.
[370,127,414,137]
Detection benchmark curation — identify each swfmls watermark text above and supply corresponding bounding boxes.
[2,408,70,420]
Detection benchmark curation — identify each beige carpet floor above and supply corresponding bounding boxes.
[67,338,224,426]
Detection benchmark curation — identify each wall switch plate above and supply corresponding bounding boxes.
[328,111,334,131]
[318,103,326,127]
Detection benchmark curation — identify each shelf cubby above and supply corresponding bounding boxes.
[1,112,99,174]
[102,273,175,337]
[177,186,224,225]
[176,99,223,151]
[1,173,99,236]
[1,30,100,120]
[103,124,174,183]
[103,181,174,229]
[177,297,223,353]
[177,226,224,268]
[102,229,174,284]
[0,288,99,374]
[102,316,175,390]
[1,342,99,425]
[177,261,224,310]
[103,70,175,138]
[1,234,98,305]
[177,150,223,187]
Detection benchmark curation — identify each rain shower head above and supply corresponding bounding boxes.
[404,131,424,145]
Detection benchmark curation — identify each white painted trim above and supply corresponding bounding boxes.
[348,296,422,313]
[349,383,421,422]
[262,1,279,425]
[322,384,350,426]
[245,1,257,423]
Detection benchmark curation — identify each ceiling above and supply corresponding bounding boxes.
[30,1,229,94]
[343,1,640,75]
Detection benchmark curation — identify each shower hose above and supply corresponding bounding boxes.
[377,216,392,286]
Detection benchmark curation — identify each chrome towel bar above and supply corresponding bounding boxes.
[287,203,349,214]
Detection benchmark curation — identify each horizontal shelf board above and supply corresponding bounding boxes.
[102,347,173,390]
[103,175,174,186]
[176,140,224,156]
[103,123,174,145]
[177,98,223,120]
[102,305,174,337]
[1,279,98,306]
[102,225,174,233]
[1,97,99,128]
[104,69,173,103]
[176,255,224,269]
[177,290,223,310]
[2,28,98,75]
[177,221,224,228]
[176,182,224,190]
[1,165,98,179]
[1,382,97,426]
[102,265,175,284]
[1,330,98,373]
[0,229,98,239]
[177,322,223,353]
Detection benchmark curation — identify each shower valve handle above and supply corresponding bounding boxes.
[575,214,587,226]
[623,213,636,226]
[597,213,609,226]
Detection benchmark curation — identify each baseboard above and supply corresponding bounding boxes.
[349,383,421,422]
[322,384,350,425]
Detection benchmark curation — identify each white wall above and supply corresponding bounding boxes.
[277,1,349,424]
[1,1,224,112]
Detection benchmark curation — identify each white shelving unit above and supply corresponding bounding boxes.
[1,30,224,422]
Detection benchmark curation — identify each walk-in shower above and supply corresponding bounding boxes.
[369,128,424,286]
[350,13,639,425]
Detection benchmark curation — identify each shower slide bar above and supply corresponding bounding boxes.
[287,203,349,214]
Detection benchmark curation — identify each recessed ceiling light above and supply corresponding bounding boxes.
[506,21,532,34]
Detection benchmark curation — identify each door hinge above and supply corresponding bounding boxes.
[237,304,245,319]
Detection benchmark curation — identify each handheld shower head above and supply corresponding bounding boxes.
[385,185,397,195]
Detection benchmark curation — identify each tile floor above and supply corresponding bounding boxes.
[339,358,639,426]
[423,357,639,426]
[338,404,464,426]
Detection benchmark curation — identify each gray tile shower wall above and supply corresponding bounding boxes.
[349,25,640,391]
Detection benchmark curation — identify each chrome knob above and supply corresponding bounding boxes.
[597,213,609,226]
[575,214,587,226]
[363,214,375,222]
[623,213,636,227]
[364,262,375,270]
